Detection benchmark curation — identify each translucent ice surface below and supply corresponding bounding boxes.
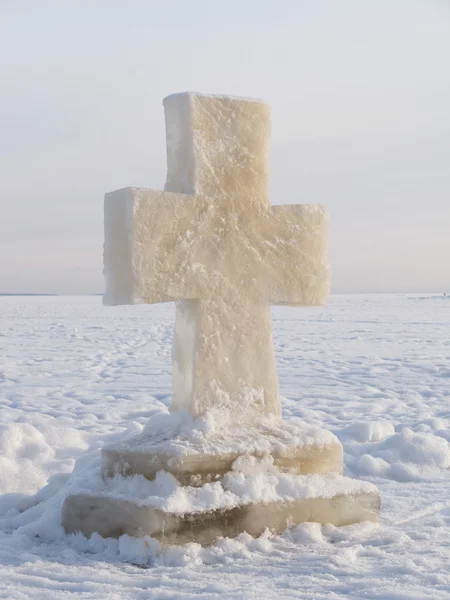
[104,93,330,417]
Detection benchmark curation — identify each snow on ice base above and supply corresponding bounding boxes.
[106,408,339,457]
[74,458,376,516]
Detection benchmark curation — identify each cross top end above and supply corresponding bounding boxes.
[163,91,271,200]
[163,91,267,106]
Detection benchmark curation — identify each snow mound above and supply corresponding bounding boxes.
[350,428,450,481]
[341,420,395,443]
[0,422,87,497]
[372,428,450,468]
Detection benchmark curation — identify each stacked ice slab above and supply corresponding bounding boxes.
[62,93,380,544]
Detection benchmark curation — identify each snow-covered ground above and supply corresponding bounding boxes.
[1,294,449,599]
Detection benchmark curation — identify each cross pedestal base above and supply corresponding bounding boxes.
[62,476,380,545]
[101,427,344,486]
[62,418,380,545]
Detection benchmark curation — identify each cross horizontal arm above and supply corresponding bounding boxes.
[104,187,198,306]
[265,204,330,306]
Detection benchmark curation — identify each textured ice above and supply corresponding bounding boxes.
[80,92,373,544]
[97,93,349,544]
[104,92,330,417]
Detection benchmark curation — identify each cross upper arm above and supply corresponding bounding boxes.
[265,204,330,306]
[104,187,198,305]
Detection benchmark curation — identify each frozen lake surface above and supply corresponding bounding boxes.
[1,294,450,599]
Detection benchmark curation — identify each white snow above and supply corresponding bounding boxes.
[1,293,450,598]
[341,419,395,442]
[348,428,450,481]
[110,408,339,457]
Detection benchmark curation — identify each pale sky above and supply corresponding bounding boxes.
[1,0,449,294]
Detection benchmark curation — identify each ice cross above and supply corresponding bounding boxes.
[104,92,330,418]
